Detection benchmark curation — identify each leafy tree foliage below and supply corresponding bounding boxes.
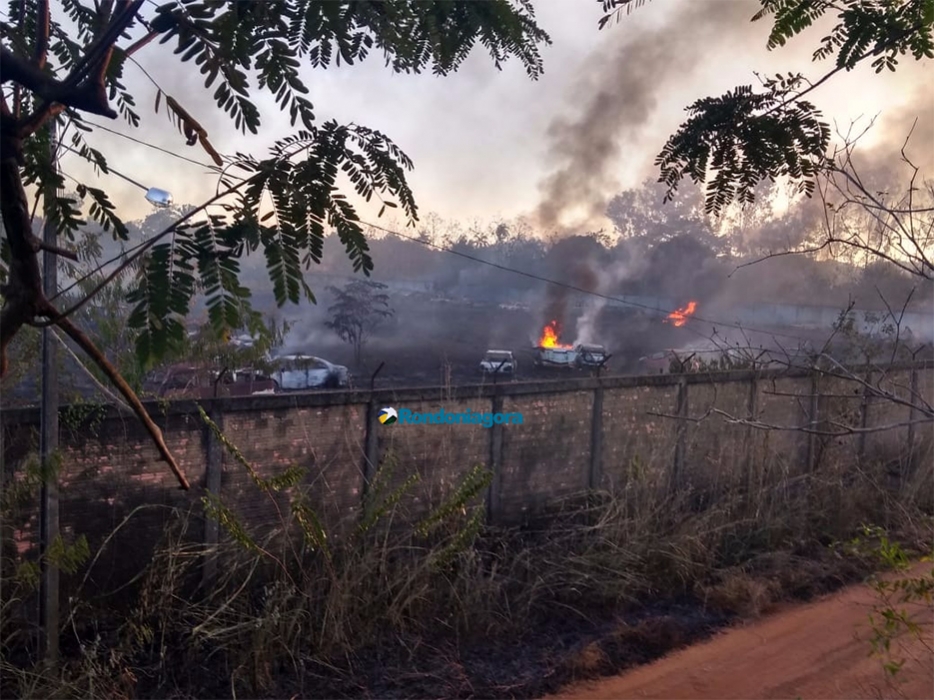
[325,279,393,366]
[598,0,934,216]
[0,0,550,486]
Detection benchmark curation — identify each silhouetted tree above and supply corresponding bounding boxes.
[325,280,394,366]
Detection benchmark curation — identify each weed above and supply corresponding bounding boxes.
[842,523,934,680]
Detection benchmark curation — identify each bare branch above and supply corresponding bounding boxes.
[43,301,190,490]
[648,406,933,437]
[50,328,132,413]
[29,233,80,262]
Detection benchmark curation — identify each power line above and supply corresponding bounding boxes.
[83,119,220,171]
[358,219,825,344]
[53,126,830,345]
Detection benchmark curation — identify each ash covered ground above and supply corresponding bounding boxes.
[271,291,821,391]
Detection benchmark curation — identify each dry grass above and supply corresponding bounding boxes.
[2,434,932,699]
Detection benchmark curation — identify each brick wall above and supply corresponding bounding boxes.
[3,362,933,597]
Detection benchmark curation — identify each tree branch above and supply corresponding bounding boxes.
[50,327,133,413]
[63,0,141,90]
[0,148,45,378]
[29,233,80,262]
[42,301,190,490]
[16,102,65,139]
[123,30,159,58]
[0,47,117,121]
[35,0,50,69]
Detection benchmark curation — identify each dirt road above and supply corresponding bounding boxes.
[548,565,933,700]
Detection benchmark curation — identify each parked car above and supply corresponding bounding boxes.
[479,349,517,375]
[575,344,610,369]
[142,363,280,399]
[270,354,349,390]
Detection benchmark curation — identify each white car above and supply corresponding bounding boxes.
[479,349,517,374]
[270,354,349,390]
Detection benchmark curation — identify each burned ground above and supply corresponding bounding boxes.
[280,295,688,390]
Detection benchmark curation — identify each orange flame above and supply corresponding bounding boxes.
[538,320,573,349]
[666,301,698,327]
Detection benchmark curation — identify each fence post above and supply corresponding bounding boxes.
[589,384,604,490]
[202,403,224,589]
[486,393,504,524]
[857,369,873,465]
[804,371,820,471]
[744,376,759,494]
[672,376,688,490]
[360,401,380,513]
[907,366,919,462]
[360,363,385,517]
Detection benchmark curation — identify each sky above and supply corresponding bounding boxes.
[60,0,933,234]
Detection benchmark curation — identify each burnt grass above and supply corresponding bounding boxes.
[139,547,869,700]
[284,602,734,700]
[273,552,867,700]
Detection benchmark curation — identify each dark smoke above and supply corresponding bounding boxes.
[539,259,599,341]
[856,87,934,188]
[533,0,761,234]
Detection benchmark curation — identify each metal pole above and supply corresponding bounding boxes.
[38,118,61,665]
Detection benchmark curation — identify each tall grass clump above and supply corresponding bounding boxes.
[2,419,932,698]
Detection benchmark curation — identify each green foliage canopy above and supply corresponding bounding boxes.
[1,0,551,369]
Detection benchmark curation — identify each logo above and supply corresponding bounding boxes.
[388,407,523,428]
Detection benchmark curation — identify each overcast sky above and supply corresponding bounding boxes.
[62,0,933,232]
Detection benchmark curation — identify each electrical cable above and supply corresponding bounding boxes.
[48,127,843,347]
[357,219,828,344]
[84,119,220,171]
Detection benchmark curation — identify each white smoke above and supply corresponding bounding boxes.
[572,259,636,346]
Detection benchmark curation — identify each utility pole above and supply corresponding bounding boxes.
[38,117,60,665]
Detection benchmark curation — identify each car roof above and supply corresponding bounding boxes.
[276,354,327,363]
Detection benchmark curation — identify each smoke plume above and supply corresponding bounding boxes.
[573,259,637,346]
[538,259,599,343]
[533,0,760,234]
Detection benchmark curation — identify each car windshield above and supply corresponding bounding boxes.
[485,352,511,362]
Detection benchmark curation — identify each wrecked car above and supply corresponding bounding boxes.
[574,344,610,369]
[270,354,349,390]
[532,346,577,368]
[142,363,279,399]
[479,349,517,375]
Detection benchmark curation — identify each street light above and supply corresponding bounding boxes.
[57,143,175,208]
[144,187,173,208]
[38,130,174,665]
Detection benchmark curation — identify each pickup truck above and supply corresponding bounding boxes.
[480,349,517,375]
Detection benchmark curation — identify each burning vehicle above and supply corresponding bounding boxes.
[665,301,698,327]
[479,349,517,375]
[532,320,579,368]
[270,354,349,390]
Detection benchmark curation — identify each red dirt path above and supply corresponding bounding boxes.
[546,565,933,700]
